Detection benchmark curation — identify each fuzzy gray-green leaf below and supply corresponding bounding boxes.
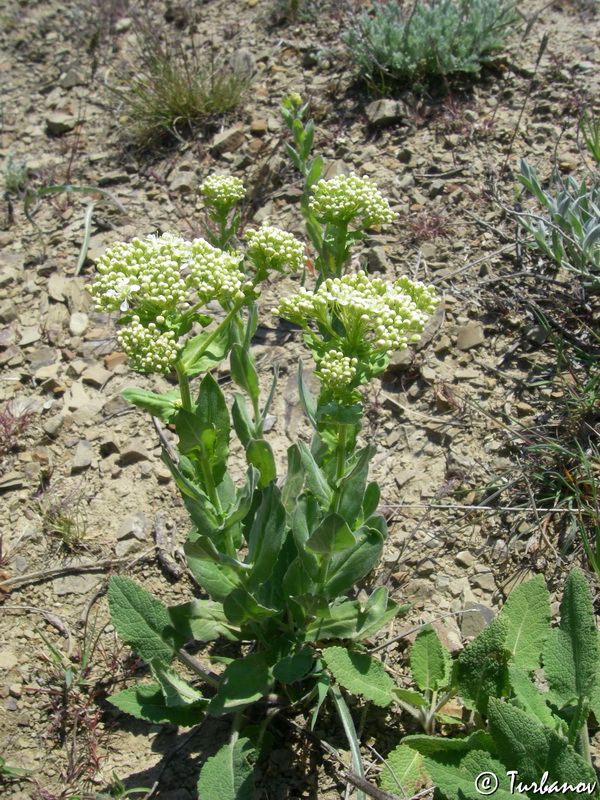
[423,750,524,800]
[108,576,183,665]
[110,683,206,726]
[323,646,395,707]
[543,567,599,706]
[380,744,429,795]
[197,738,255,800]
[457,615,510,714]
[500,575,551,671]
[411,626,452,692]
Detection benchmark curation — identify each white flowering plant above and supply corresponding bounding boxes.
[281,93,398,280]
[88,121,441,798]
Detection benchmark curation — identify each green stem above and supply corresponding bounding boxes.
[329,684,366,800]
[332,423,347,513]
[175,361,193,412]
[580,722,592,766]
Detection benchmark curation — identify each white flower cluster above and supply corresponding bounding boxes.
[309,173,398,228]
[245,225,305,274]
[88,233,191,313]
[117,317,181,373]
[187,238,247,301]
[200,174,246,210]
[275,272,439,356]
[319,349,359,391]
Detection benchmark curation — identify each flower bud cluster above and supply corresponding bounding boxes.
[309,173,398,228]
[117,317,181,373]
[200,174,246,211]
[187,238,246,301]
[88,233,191,313]
[319,349,359,391]
[275,272,439,358]
[246,225,305,274]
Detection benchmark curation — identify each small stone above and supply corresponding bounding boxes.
[169,172,197,193]
[117,511,149,542]
[211,125,245,155]
[460,602,493,638]
[230,48,255,78]
[365,98,405,126]
[119,439,151,465]
[455,549,474,568]
[104,352,128,370]
[0,301,18,324]
[69,311,89,337]
[46,112,78,135]
[19,326,41,346]
[420,243,436,260]
[59,69,85,89]
[471,571,497,593]
[43,414,65,439]
[99,433,120,455]
[416,558,437,577]
[366,245,389,273]
[421,366,436,381]
[250,118,268,136]
[82,364,112,387]
[72,440,93,471]
[98,171,130,187]
[456,322,485,351]
[514,401,534,417]
[54,571,100,596]
[48,274,67,302]
[0,651,18,669]
[28,347,59,370]
[115,17,132,32]
[65,381,89,410]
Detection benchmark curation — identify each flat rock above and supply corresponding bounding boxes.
[211,125,245,155]
[366,245,389,273]
[365,98,405,126]
[69,311,89,337]
[46,112,78,135]
[119,439,151,465]
[47,273,67,302]
[117,511,149,542]
[72,440,93,471]
[456,322,485,350]
[59,69,85,89]
[0,300,18,324]
[82,364,112,387]
[53,571,100,596]
[0,651,18,669]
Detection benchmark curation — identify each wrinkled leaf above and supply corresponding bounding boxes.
[323,646,395,707]
[110,683,206,726]
[500,575,550,671]
[197,738,255,800]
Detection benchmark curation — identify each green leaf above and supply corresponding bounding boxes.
[246,484,287,589]
[168,599,238,643]
[543,567,599,706]
[394,687,429,708]
[306,513,355,555]
[195,374,230,483]
[207,652,273,715]
[110,683,206,726]
[323,646,395,707]
[500,575,551,671]
[508,666,560,730]
[176,408,217,460]
[380,744,429,796]
[298,361,318,430]
[362,481,380,519]
[108,576,183,665]
[423,750,525,800]
[488,697,599,799]
[184,544,241,602]
[150,660,206,707]
[232,393,255,447]
[324,525,384,599]
[311,672,330,729]
[457,616,510,714]
[403,730,495,756]
[298,440,332,506]
[197,738,255,800]
[305,155,323,189]
[180,323,233,377]
[411,626,453,692]
[246,438,276,488]
[273,647,314,684]
[230,343,260,401]
[121,388,180,422]
[223,588,279,626]
[282,444,304,512]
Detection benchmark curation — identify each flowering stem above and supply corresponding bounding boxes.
[175,361,193,412]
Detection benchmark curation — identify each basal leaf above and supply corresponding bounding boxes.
[230,343,260,401]
[403,730,495,756]
[457,616,510,714]
[306,513,356,555]
[395,687,429,708]
[197,738,255,800]
[508,666,558,729]
[298,439,333,507]
[246,484,286,589]
[207,652,273,716]
[380,744,429,796]
[223,588,279,626]
[195,373,230,483]
[543,567,599,706]
[184,545,241,602]
[500,575,551,671]
[488,697,599,799]
[324,526,384,599]
[423,750,525,800]
[273,647,314,684]
[110,683,206,726]
[150,660,206,707]
[323,646,395,707]
[168,599,238,643]
[231,393,254,447]
[411,626,453,692]
[246,439,276,488]
[108,576,183,665]
[121,388,180,423]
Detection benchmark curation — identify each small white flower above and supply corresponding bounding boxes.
[309,173,398,228]
[200,174,246,210]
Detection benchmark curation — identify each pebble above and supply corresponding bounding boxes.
[456,322,485,350]
[0,651,18,670]
[0,300,18,324]
[82,364,112,387]
[211,125,245,155]
[69,312,89,337]
[46,112,78,135]
[72,440,93,471]
[365,98,405,126]
[119,439,151,465]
